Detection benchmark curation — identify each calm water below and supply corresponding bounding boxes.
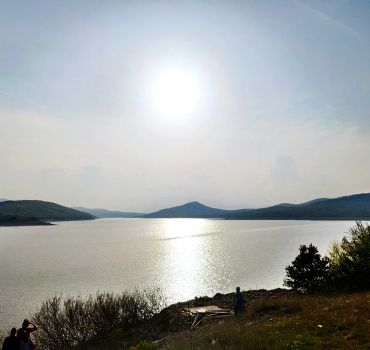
[0,218,353,330]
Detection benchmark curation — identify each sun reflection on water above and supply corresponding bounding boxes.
[162,218,214,239]
[157,218,217,302]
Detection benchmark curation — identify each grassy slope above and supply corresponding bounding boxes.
[0,200,94,221]
[64,290,370,350]
[164,292,370,350]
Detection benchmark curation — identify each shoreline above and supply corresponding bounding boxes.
[0,219,53,227]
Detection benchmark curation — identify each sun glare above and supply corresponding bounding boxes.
[149,68,201,119]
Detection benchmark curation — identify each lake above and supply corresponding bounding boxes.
[0,218,353,331]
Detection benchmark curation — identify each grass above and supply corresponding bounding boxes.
[162,292,370,350]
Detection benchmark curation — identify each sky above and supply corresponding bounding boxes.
[1,0,370,212]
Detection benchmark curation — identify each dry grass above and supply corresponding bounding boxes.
[163,292,370,350]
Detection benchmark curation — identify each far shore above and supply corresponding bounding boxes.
[0,218,53,227]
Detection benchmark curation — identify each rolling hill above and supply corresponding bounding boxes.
[145,193,370,220]
[0,200,94,221]
[3,193,370,222]
[74,207,145,218]
[224,193,370,220]
[144,201,231,218]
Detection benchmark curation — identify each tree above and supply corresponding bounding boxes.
[284,244,329,293]
[328,221,370,291]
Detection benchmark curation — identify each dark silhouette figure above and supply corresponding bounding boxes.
[17,319,37,350]
[232,286,245,315]
[1,328,20,350]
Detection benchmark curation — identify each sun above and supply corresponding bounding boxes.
[149,68,201,119]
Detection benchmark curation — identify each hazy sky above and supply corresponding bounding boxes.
[1,0,370,212]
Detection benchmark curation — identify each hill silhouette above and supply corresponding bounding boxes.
[226,193,370,220]
[144,201,231,218]
[74,207,145,218]
[145,193,370,220]
[0,200,94,221]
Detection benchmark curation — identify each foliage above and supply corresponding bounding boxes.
[284,244,329,293]
[33,289,165,350]
[328,221,370,291]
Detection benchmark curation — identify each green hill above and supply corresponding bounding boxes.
[0,200,94,221]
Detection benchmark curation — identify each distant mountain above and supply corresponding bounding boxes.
[275,198,328,208]
[144,201,230,218]
[74,207,145,218]
[144,193,370,220]
[0,198,8,202]
[224,193,370,220]
[0,200,94,221]
[3,193,369,223]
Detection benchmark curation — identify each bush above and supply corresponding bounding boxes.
[328,221,370,291]
[284,244,329,293]
[33,289,165,350]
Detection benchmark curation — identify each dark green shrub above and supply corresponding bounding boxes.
[328,221,370,291]
[284,244,329,293]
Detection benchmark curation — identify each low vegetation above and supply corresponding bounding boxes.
[24,289,368,350]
